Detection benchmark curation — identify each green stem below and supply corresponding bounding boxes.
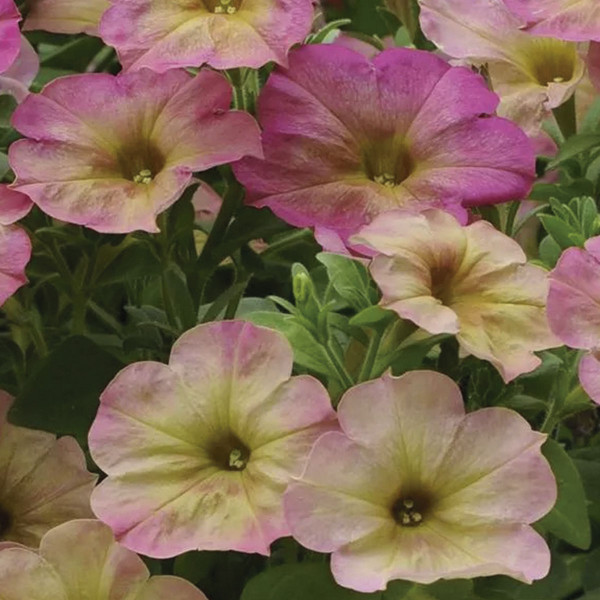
[504,200,520,237]
[357,329,383,383]
[553,95,577,140]
[541,370,570,434]
[260,229,313,258]
[325,340,355,392]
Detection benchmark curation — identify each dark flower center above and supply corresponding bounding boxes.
[391,490,434,527]
[362,138,414,188]
[208,0,243,14]
[0,504,12,539]
[523,39,577,86]
[430,262,457,305]
[208,434,251,471]
[116,142,166,185]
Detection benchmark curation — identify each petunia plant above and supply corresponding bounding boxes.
[0,0,599,599]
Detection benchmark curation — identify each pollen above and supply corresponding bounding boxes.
[133,169,153,185]
[373,173,397,188]
[228,448,247,470]
[392,497,425,527]
[213,0,237,13]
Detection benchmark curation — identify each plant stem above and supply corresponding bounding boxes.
[357,329,383,383]
[553,95,577,140]
[325,340,355,391]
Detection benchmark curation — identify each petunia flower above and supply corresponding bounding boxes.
[0,519,209,599]
[0,391,97,547]
[88,320,337,557]
[547,236,600,404]
[0,0,21,74]
[0,224,30,306]
[8,68,262,234]
[353,209,559,382]
[0,186,32,225]
[24,0,109,35]
[99,0,315,72]
[0,36,39,102]
[233,44,535,241]
[284,370,557,592]
[503,0,600,42]
[418,0,586,134]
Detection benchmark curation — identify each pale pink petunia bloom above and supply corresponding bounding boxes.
[419,0,586,134]
[547,236,600,405]
[353,209,559,382]
[285,371,556,592]
[503,0,600,42]
[8,69,262,234]
[24,0,109,35]
[0,0,21,74]
[234,44,535,242]
[0,392,97,547]
[99,0,314,72]
[0,519,210,599]
[0,36,39,102]
[0,224,30,306]
[89,320,338,557]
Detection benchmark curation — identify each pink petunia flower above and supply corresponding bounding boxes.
[353,209,559,382]
[8,69,262,234]
[547,236,600,404]
[419,0,586,134]
[503,0,600,42]
[0,224,30,306]
[88,320,337,557]
[0,0,21,74]
[24,0,110,35]
[285,371,557,592]
[0,36,39,103]
[0,391,97,547]
[99,0,314,72]
[0,186,32,225]
[0,519,209,599]
[234,44,535,241]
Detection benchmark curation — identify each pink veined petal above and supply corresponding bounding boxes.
[99,0,314,72]
[0,0,21,74]
[0,547,68,600]
[579,351,600,405]
[0,185,33,225]
[505,0,600,42]
[24,0,110,35]
[0,224,30,306]
[548,244,600,350]
[0,36,39,102]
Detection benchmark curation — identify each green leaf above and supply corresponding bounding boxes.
[350,305,396,330]
[538,214,580,249]
[8,336,123,447]
[583,548,600,592]
[94,243,162,286]
[537,439,591,549]
[549,133,600,168]
[241,563,390,600]
[317,252,377,311]
[246,311,331,376]
[538,235,563,267]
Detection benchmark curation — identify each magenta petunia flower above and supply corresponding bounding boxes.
[24,0,109,35]
[0,391,97,547]
[89,320,337,557]
[285,371,557,592]
[234,44,535,241]
[8,69,262,234]
[0,0,20,74]
[503,0,600,42]
[353,210,559,382]
[548,236,600,404]
[0,224,30,306]
[419,0,586,134]
[99,0,314,72]
[0,519,209,599]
